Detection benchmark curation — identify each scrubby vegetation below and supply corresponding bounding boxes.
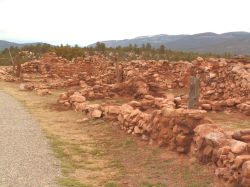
[0,42,232,66]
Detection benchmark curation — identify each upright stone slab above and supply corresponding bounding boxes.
[188,76,200,109]
[115,62,124,83]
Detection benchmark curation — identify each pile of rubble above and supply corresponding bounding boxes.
[237,102,250,116]
[21,52,113,81]
[121,60,184,93]
[41,56,192,98]
[192,124,250,186]
[102,106,208,153]
[17,52,116,92]
[0,68,7,79]
[0,67,15,82]
[58,90,208,152]
[193,57,250,115]
[19,83,52,96]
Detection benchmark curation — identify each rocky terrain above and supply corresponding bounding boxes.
[1,52,250,186]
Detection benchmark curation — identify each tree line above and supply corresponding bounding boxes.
[0,42,233,66]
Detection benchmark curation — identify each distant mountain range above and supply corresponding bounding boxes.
[2,31,250,55]
[0,40,40,51]
[89,32,250,55]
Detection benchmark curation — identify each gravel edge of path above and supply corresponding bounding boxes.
[0,91,61,187]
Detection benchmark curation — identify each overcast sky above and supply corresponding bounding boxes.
[0,0,250,46]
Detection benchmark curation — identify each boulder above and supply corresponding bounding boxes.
[19,83,27,91]
[242,161,250,178]
[233,129,250,142]
[201,103,212,110]
[70,92,86,103]
[230,140,247,154]
[234,155,250,168]
[91,109,102,118]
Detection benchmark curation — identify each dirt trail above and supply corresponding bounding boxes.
[0,91,60,187]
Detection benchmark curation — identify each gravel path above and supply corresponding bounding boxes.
[0,91,61,187]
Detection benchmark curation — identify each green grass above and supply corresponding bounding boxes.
[88,98,128,106]
[206,111,250,130]
[122,138,134,148]
[69,144,88,155]
[165,87,188,96]
[89,148,104,156]
[110,159,124,169]
[104,181,119,187]
[162,159,174,165]
[140,181,166,187]
[88,118,106,126]
[114,98,127,105]
[58,178,91,187]
[45,133,75,175]
[183,164,212,187]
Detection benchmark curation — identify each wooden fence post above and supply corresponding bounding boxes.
[8,48,15,75]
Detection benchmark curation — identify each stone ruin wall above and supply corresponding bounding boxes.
[20,53,192,96]
[13,53,250,114]
[54,55,250,115]
[57,90,250,186]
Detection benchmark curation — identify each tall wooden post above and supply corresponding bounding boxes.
[8,48,15,75]
[16,61,22,78]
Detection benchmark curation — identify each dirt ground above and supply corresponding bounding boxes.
[0,81,215,187]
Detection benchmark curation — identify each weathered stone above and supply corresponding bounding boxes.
[70,92,86,103]
[128,100,141,107]
[230,140,247,154]
[234,155,250,169]
[241,177,250,186]
[217,146,231,156]
[19,83,27,91]
[201,103,212,110]
[242,161,250,178]
[91,109,102,118]
[176,134,189,146]
[203,145,213,156]
[134,126,143,134]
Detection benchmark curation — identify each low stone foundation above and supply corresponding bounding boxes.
[70,99,250,186]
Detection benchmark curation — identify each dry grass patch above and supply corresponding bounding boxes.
[0,81,119,186]
[206,111,250,131]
